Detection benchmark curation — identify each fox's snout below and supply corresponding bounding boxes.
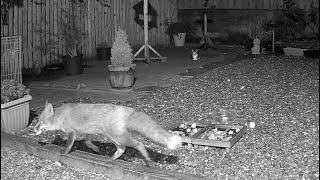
[33,121,45,135]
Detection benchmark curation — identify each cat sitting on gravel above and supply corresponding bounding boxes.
[192,49,200,61]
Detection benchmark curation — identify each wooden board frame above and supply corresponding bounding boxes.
[178,124,247,152]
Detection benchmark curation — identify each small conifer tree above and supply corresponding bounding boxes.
[110,27,133,67]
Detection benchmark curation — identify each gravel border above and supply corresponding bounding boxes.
[1,146,118,180]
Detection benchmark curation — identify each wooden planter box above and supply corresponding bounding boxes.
[108,64,136,89]
[283,47,307,57]
[1,95,32,134]
[176,124,247,152]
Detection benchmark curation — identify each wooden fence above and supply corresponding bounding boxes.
[177,0,319,10]
[1,0,178,69]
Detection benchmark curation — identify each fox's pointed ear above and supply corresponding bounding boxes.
[45,100,48,107]
[45,103,54,115]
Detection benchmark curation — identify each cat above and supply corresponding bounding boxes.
[192,49,200,61]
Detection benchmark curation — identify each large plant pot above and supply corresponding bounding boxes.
[283,47,307,57]
[107,64,136,89]
[62,54,84,76]
[173,33,186,47]
[1,95,32,134]
[97,47,111,61]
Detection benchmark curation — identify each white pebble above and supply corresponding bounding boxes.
[55,161,62,167]
[249,122,256,128]
[222,116,228,122]
[191,123,197,129]
[179,123,185,129]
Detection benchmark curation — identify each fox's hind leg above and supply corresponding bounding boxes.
[63,132,77,155]
[84,134,100,153]
[111,133,153,167]
[111,144,126,160]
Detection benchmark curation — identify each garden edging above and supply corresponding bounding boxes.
[1,131,210,180]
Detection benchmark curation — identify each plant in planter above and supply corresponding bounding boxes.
[107,27,136,89]
[165,21,192,47]
[278,0,307,41]
[273,0,319,57]
[305,0,319,39]
[36,2,87,76]
[270,1,306,43]
[1,80,32,134]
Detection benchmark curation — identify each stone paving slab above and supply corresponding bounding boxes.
[29,86,140,109]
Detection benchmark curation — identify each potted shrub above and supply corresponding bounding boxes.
[275,0,319,57]
[272,0,312,56]
[107,27,136,89]
[36,4,86,76]
[1,80,32,134]
[165,22,192,47]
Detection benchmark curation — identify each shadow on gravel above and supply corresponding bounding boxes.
[45,135,179,165]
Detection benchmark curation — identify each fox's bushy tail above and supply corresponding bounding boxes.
[127,111,182,150]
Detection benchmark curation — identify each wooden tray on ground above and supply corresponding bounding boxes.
[179,124,247,152]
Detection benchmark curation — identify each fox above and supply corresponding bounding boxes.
[33,102,183,167]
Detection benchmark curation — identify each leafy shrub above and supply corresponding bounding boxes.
[272,0,308,41]
[165,22,193,36]
[1,80,30,104]
[35,3,87,58]
[306,0,319,38]
[110,27,133,67]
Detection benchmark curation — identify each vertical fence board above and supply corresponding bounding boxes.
[2,0,177,68]
[177,0,317,9]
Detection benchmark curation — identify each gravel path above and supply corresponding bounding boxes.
[1,146,119,180]
[2,55,319,179]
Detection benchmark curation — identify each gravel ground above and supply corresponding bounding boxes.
[1,146,119,180]
[3,54,319,179]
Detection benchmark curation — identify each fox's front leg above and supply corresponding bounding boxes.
[61,132,76,155]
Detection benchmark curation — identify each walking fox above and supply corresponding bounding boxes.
[33,102,183,167]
